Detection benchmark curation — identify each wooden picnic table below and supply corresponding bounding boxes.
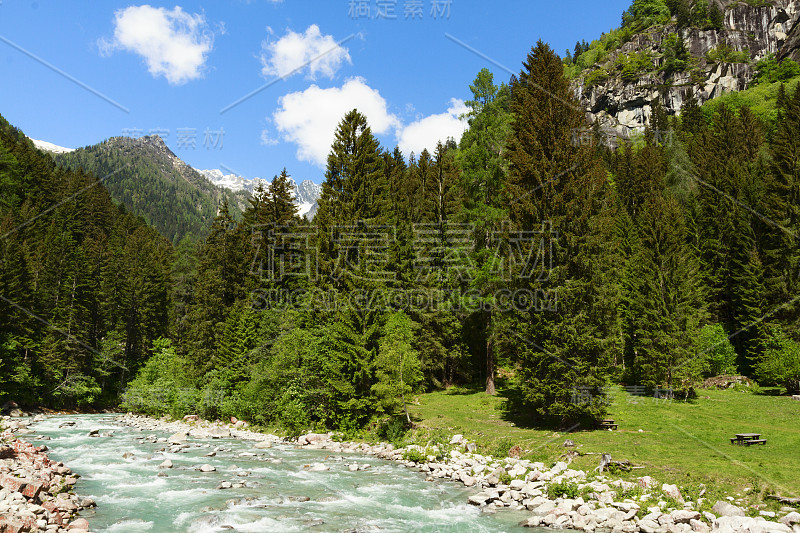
[730,433,767,446]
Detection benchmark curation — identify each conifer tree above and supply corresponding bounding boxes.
[506,41,619,424]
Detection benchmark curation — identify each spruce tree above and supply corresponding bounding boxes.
[506,41,619,424]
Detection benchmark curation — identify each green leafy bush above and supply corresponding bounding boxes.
[622,0,672,31]
[696,324,738,376]
[548,480,580,499]
[752,53,800,86]
[402,447,428,463]
[616,51,655,82]
[755,326,800,394]
[585,67,610,87]
[706,44,751,64]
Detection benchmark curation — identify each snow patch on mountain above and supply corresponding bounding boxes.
[29,138,75,154]
[200,169,321,219]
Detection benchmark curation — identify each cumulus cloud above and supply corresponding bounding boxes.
[397,98,469,156]
[273,77,400,167]
[261,24,351,80]
[99,5,214,85]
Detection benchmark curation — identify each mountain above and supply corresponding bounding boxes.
[199,169,321,219]
[51,135,247,244]
[571,0,800,140]
[28,137,75,154]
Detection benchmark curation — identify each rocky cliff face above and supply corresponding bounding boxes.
[577,0,800,140]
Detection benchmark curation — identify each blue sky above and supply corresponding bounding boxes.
[0,0,629,184]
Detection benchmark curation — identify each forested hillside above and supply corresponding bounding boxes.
[0,115,173,407]
[53,136,245,244]
[121,43,800,433]
[2,3,800,433]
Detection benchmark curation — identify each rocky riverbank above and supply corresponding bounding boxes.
[114,413,800,533]
[0,416,96,533]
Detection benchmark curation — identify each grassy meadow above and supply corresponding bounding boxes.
[403,384,800,513]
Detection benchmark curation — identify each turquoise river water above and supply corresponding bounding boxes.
[29,414,539,532]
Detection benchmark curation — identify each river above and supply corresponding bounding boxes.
[30,414,534,532]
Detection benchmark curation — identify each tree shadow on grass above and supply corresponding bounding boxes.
[441,383,484,395]
[756,386,789,396]
[495,379,605,432]
[494,379,556,430]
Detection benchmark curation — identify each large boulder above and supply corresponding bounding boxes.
[168,432,188,444]
[662,483,685,503]
[712,500,746,517]
[780,512,800,526]
[208,427,230,439]
[714,516,792,533]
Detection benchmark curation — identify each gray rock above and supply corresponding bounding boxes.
[485,466,505,486]
[671,510,701,524]
[711,500,745,517]
[159,459,173,469]
[468,492,492,506]
[168,432,188,444]
[781,512,800,526]
[715,516,791,533]
[199,464,216,472]
[208,427,230,439]
[662,483,684,503]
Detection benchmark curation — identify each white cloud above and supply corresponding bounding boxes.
[260,24,351,80]
[397,98,468,156]
[260,130,279,146]
[273,77,400,167]
[99,5,214,85]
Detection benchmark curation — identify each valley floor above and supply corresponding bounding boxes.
[406,385,800,512]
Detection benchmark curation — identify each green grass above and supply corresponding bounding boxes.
[407,384,800,508]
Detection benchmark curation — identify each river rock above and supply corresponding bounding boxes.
[662,483,684,503]
[306,463,329,472]
[253,441,272,449]
[672,510,701,523]
[715,516,792,533]
[712,500,746,517]
[199,464,216,472]
[217,481,232,489]
[468,491,493,506]
[781,512,800,525]
[298,433,329,446]
[68,517,90,530]
[159,459,173,469]
[208,427,230,439]
[168,432,188,444]
[485,466,505,485]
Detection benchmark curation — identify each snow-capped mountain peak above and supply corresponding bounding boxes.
[200,169,320,219]
[28,137,75,154]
